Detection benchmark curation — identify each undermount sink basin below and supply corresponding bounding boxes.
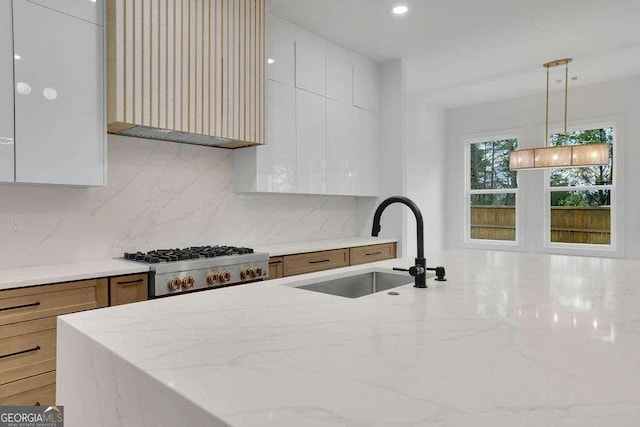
[296,271,416,298]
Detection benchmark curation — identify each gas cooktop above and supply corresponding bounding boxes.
[123,245,269,297]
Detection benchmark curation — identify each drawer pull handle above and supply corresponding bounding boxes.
[365,251,382,256]
[116,279,144,285]
[269,260,283,264]
[0,301,41,312]
[309,259,331,264]
[0,345,41,359]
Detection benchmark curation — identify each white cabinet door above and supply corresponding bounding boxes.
[327,100,355,195]
[259,80,296,192]
[327,102,378,196]
[296,89,326,194]
[326,54,352,103]
[353,68,378,112]
[267,33,294,86]
[353,107,378,196]
[27,0,103,26]
[295,41,326,96]
[13,0,105,186]
[0,1,14,182]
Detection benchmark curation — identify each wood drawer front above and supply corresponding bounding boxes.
[349,243,397,266]
[283,249,349,277]
[0,279,108,326]
[0,371,56,406]
[0,317,57,385]
[109,273,148,306]
[268,257,284,280]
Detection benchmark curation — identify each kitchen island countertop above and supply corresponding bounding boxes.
[57,249,640,426]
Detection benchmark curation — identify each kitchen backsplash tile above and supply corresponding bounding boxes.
[0,135,358,268]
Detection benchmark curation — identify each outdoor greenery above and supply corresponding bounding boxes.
[469,138,517,205]
[549,127,613,207]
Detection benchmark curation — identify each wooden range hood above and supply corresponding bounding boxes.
[106,0,265,148]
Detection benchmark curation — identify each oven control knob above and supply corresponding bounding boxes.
[220,271,232,282]
[241,267,252,280]
[182,275,196,289]
[168,277,182,292]
[251,266,262,277]
[207,272,220,285]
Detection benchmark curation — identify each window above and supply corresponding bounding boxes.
[545,126,615,247]
[466,137,518,243]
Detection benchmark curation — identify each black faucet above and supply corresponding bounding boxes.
[371,196,446,288]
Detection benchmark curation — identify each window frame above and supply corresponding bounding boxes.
[463,131,522,249]
[542,117,623,257]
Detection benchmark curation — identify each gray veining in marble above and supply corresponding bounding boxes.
[0,135,358,269]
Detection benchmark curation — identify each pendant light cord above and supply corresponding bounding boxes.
[564,63,569,137]
[545,66,550,146]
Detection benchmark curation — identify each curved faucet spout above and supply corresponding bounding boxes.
[371,196,424,259]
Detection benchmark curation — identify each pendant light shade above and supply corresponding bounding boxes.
[509,143,609,170]
[509,58,610,171]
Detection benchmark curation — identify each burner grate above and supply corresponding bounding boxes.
[124,246,254,264]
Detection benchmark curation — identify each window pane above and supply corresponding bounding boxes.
[470,139,518,190]
[550,190,611,245]
[550,128,613,187]
[470,193,516,241]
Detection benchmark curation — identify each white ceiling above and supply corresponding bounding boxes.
[268,0,640,108]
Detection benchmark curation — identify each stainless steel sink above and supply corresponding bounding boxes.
[296,271,415,298]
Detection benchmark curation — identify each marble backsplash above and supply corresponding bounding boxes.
[0,135,358,269]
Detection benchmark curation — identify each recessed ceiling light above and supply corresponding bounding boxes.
[267,58,275,64]
[392,5,408,15]
[14,54,20,60]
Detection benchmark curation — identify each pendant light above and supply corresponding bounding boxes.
[509,58,610,171]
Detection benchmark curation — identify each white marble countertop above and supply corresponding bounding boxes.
[57,250,640,426]
[0,259,149,291]
[253,236,398,257]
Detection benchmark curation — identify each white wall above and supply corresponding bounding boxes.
[445,75,640,259]
[356,60,406,253]
[0,135,359,269]
[405,95,447,256]
[357,60,447,259]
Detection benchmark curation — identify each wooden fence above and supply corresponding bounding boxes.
[470,206,611,244]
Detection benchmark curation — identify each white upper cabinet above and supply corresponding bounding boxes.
[296,89,326,194]
[13,0,105,185]
[234,15,378,197]
[263,80,297,192]
[27,0,103,26]
[326,100,355,195]
[295,41,326,96]
[267,33,295,86]
[353,67,378,112]
[0,0,14,183]
[352,107,378,196]
[326,54,352,103]
[327,101,378,196]
[234,79,296,193]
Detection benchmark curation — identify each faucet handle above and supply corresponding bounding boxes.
[393,266,424,277]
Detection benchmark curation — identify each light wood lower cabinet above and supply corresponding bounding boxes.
[268,257,284,280]
[0,279,108,327]
[267,242,398,279]
[0,317,56,385]
[0,371,56,406]
[283,249,349,277]
[109,273,148,306]
[349,243,397,266]
[0,277,110,406]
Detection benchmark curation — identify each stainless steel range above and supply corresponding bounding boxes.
[124,246,269,297]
